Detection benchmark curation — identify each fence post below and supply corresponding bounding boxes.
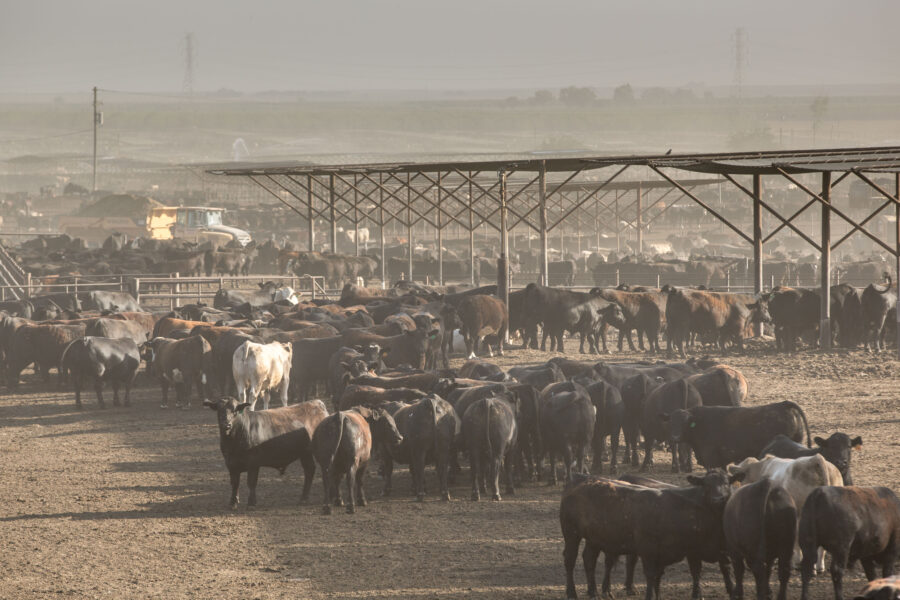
[74,277,78,296]
[133,278,141,303]
[173,273,180,310]
[311,276,316,301]
[726,272,731,291]
[25,272,31,298]
[656,273,660,288]
[615,269,619,287]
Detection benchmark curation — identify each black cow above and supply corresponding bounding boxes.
[642,378,702,472]
[560,470,737,600]
[800,486,900,600]
[509,362,565,391]
[213,281,282,309]
[724,477,798,600]
[461,392,519,501]
[861,277,897,352]
[585,380,624,474]
[203,397,328,508]
[0,300,33,319]
[59,337,141,408]
[667,401,812,469]
[620,373,662,468]
[207,331,262,396]
[382,394,460,501]
[760,432,863,485]
[539,383,594,485]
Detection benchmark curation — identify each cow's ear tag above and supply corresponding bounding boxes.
[690,422,696,428]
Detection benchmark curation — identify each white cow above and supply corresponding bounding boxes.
[232,341,293,411]
[727,453,844,573]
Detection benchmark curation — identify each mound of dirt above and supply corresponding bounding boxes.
[76,193,162,220]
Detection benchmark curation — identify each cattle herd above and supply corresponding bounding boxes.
[1,275,899,600]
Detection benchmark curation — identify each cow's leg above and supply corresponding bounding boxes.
[687,556,703,600]
[160,380,169,409]
[828,549,847,600]
[355,463,367,507]
[609,429,620,474]
[110,380,120,407]
[381,452,394,496]
[601,553,618,598]
[547,449,558,486]
[640,435,654,472]
[436,445,451,501]
[321,467,333,515]
[816,547,826,574]
[72,373,83,409]
[730,553,745,600]
[503,453,515,496]
[556,332,566,354]
[776,541,792,600]
[582,542,600,600]
[413,448,426,501]
[470,451,481,501]
[123,374,134,407]
[540,328,549,352]
[563,533,581,600]
[718,555,734,597]
[228,469,241,509]
[299,452,316,503]
[345,465,357,514]
[641,559,662,600]
[624,553,638,596]
[246,467,259,507]
[489,455,502,501]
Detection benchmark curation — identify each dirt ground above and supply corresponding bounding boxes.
[1,341,898,599]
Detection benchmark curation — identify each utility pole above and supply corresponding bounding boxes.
[92,86,101,192]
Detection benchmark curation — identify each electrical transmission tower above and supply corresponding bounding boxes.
[183,33,196,96]
[733,27,749,99]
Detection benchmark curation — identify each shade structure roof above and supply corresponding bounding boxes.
[203,146,900,178]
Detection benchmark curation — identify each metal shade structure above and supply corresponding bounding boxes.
[207,145,900,354]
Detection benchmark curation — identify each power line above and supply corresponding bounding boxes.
[0,128,92,144]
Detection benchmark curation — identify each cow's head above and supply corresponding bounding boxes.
[686,469,738,508]
[599,303,627,330]
[203,396,251,435]
[725,456,761,485]
[746,299,772,324]
[814,432,862,485]
[342,359,375,384]
[663,408,694,443]
[367,408,404,449]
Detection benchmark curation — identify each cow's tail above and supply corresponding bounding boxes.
[58,338,80,387]
[787,400,812,448]
[326,412,346,478]
[484,397,493,462]
[427,395,440,464]
[757,477,775,566]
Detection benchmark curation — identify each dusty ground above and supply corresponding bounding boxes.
[1,341,898,599]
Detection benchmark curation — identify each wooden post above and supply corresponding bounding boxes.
[820,172,832,350]
[753,174,764,335]
[539,162,549,286]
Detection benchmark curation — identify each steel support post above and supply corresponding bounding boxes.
[820,172,832,349]
[895,173,900,358]
[437,172,443,285]
[469,177,475,285]
[329,175,337,254]
[379,173,386,288]
[636,184,643,255]
[539,163,549,285]
[498,171,509,343]
[307,175,315,252]
[407,174,413,282]
[353,175,360,257]
[615,193,621,253]
[753,174,763,335]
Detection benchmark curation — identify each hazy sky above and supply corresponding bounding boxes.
[3,0,900,94]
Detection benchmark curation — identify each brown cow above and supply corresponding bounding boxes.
[146,335,212,408]
[456,294,508,359]
[594,288,666,353]
[663,286,754,357]
[686,364,748,407]
[153,316,209,338]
